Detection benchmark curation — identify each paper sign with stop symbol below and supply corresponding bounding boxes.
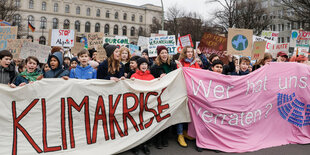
[51,29,75,47]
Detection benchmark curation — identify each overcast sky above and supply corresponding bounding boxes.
[108,0,220,20]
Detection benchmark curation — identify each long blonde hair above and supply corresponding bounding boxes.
[178,46,194,61]
[119,47,131,62]
[108,52,121,74]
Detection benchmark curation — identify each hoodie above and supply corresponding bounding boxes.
[0,63,16,84]
[44,52,69,78]
[69,65,97,79]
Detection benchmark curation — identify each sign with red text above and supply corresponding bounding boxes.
[51,29,75,47]
[0,26,17,51]
[227,28,253,57]
[0,69,190,155]
[266,43,289,58]
[179,34,194,48]
[290,30,310,48]
[294,46,309,57]
[251,41,266,60]
[261,31,279,42]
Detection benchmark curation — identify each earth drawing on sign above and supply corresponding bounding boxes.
[232,34,248,51]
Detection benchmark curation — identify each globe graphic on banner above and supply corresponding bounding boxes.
[291,31,298,39]
[232,34,248,51]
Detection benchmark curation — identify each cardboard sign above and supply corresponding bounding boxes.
[251,41,266,60]
[6,39,31,59]
[87,32,104,49]
[227,28,253,57]
[51,29,75,47]
[266,43,289,58]
[103,37,130,46]
[20,42,51,63]
[261,31,279,42]
[199,32,228,64]
[179,34,193,48]
[70,42,85,56]
[148,35,177,57]
[96,46,107,61]
[0,26,17,50]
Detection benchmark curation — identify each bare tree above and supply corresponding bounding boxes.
[281,0,310,30]
[0,0,18,22]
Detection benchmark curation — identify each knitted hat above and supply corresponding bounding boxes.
[156,46,168,56]
[104,44,117,58]
[142,49,149,56]
[130,56,141,62]
[137,57,149,68]
[70,57,79,64]
[88,48,97,58]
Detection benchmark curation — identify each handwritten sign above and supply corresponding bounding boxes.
[51,29,75,47]
[137,36,149,50]
[266,43,289,58]
[261,31,279,42]
[148,35,177,57]
[87,32,104,48]
[251,41,266,60]
[227,28,253,57]
[6,39,31,59]
[0,26,17,51]
[179,34,193,47]
[20,42,51,63]
[103,37,129,47]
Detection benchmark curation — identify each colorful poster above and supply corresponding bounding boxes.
[0,69,190,155]
[183,63,310,153]
[261,31,279,42]
[20,42,51,63]
[129,44,140,54]
[227,28,253,57]
[148,35,177,57]
[0,26,17,50]
[294,46,309,57]
[6,39,31,59]
[251,41,266,60]
[51,29,75,47]
[266,43,289,58]
[179,34,193,48]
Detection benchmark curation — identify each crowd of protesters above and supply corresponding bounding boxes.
[0,44,309,154]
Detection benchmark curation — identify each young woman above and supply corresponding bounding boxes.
[97,44,125,81]
[120,47,131,77]
[178,46,201,69]
[252,53,273,71]
[10,56,41,87]
[126,56,140,78]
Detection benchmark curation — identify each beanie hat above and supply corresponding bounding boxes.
[88,48,97,58]
[142,49,149,56]
[70,57,79,64]
[104,44,117,58]
[156,46,168,56]
[130,56,140,62]
[137,57,149,68]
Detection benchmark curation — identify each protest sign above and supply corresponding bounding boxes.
[137,36,149,50]
[148,35,177,57]
[87,32,104,49]
[20,42,51,63]
[96,46,107,61]
[261,31,279,42]
[179,34,193,48]
[6,39,31,59]
[251,41,266,60]
[151,30,167,37]
[0,20,11,26]
[51,29,75,47]
[0,26,17,50]
[294,46,309,57]
[266,43,289,58]
[199,32,228,64]
[71,42,85,56]
[184,63,310,153]
[0,69,190,155]
[227,28,253,57]
[104,37,130,47]
[129,44,140,54]
[195,41,200,49]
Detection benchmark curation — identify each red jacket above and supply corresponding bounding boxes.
[130,70,155,81]
[179,59,201,69]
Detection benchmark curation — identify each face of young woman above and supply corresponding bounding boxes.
[264,58,272,65]
[212,64,223,74]
[121,51,129,61]
[160,50,168,62]
[113,49,120,60]
[139,62,148,72]
[50,57,59,70]
[130,61,138,70]
[142,53,149,59]
[186,48,194,59]
[26,59,38,73]
[44,64,50,72]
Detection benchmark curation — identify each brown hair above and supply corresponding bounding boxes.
[108,52,121,74]
[209,53,219,62]
[119,47,131,62]
[178,46,194,61]
[239,57,250,65]
[77,49,89,57]
[51,46,63,54]
[255,53,273,66]
[0,50,13,59]
[155,53,171,66]
[25,56,39,65]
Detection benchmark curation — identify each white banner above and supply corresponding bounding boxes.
[261,31,279,42]
[51,29,75,47]
[0,69,190,155]
[148,35,177,57]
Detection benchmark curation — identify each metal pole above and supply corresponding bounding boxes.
[161,0,164,30]
[27,18,29,37]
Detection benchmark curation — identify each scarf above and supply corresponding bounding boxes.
[184,58,194,63]
[19,69,41,82]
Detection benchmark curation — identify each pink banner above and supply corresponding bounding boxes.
[183,63,310,152]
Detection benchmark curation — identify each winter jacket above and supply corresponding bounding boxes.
[69,65,97,79]
[126,69,136,79]
[231,69,250,76]
[130,70,155,81]
[0,63,17,84]
[179,59,201,69]
[97,59,124,80]
[13,69,41,86]
[150,60,177,78]
[44,52,70,78]
[198,53,211,69]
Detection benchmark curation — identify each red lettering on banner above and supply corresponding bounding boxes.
[144,92,159,128]
[67,97,91,148]
[123,93,139,135]
[61,98,67,150]
[139,93,145,130]
[156,88,171,121]
[92,96,110,143]
[12,99,43,155]
[108,94,125,140]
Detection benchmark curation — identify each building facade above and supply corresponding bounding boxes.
[13,0,163,44]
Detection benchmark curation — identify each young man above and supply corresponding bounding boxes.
[0,50,17,84]
[69,49,97,79]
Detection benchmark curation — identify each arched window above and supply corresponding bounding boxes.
[130,27,135,36]
[64,19,70,29]
[13,14,21,27]
[54,3,58,12]
[115,12,118,19]
[85,22,91,32]
[76,6,80,14]
[29,0,34,9]
[138,27,143,36]
[139,15,143,22]
[52,18,58,29]
[40,17,47,29]
[27,36,34,42]
[28,15,34,25]
[87,8,91,16]
[104,24,109,35]
[65,5,70,13]
[15,0,21,7]
[39,36,46,45]
[122,26,127,36]
[95,23,100,32]
[75,21,80,32]
[123,13,127,20]
[96,9,100,17]
[42,2,46,11]
[131,14,135,22]
[106,10,110,18]
[113,25,118,35]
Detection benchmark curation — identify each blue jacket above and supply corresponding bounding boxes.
[97,60,124,80]
[69,65,97,79]
[44,52,69,78]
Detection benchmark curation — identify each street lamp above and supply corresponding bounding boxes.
[161,0,164,30]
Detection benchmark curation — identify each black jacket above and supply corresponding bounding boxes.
[97,60,124,80]
[150,60,177,78]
